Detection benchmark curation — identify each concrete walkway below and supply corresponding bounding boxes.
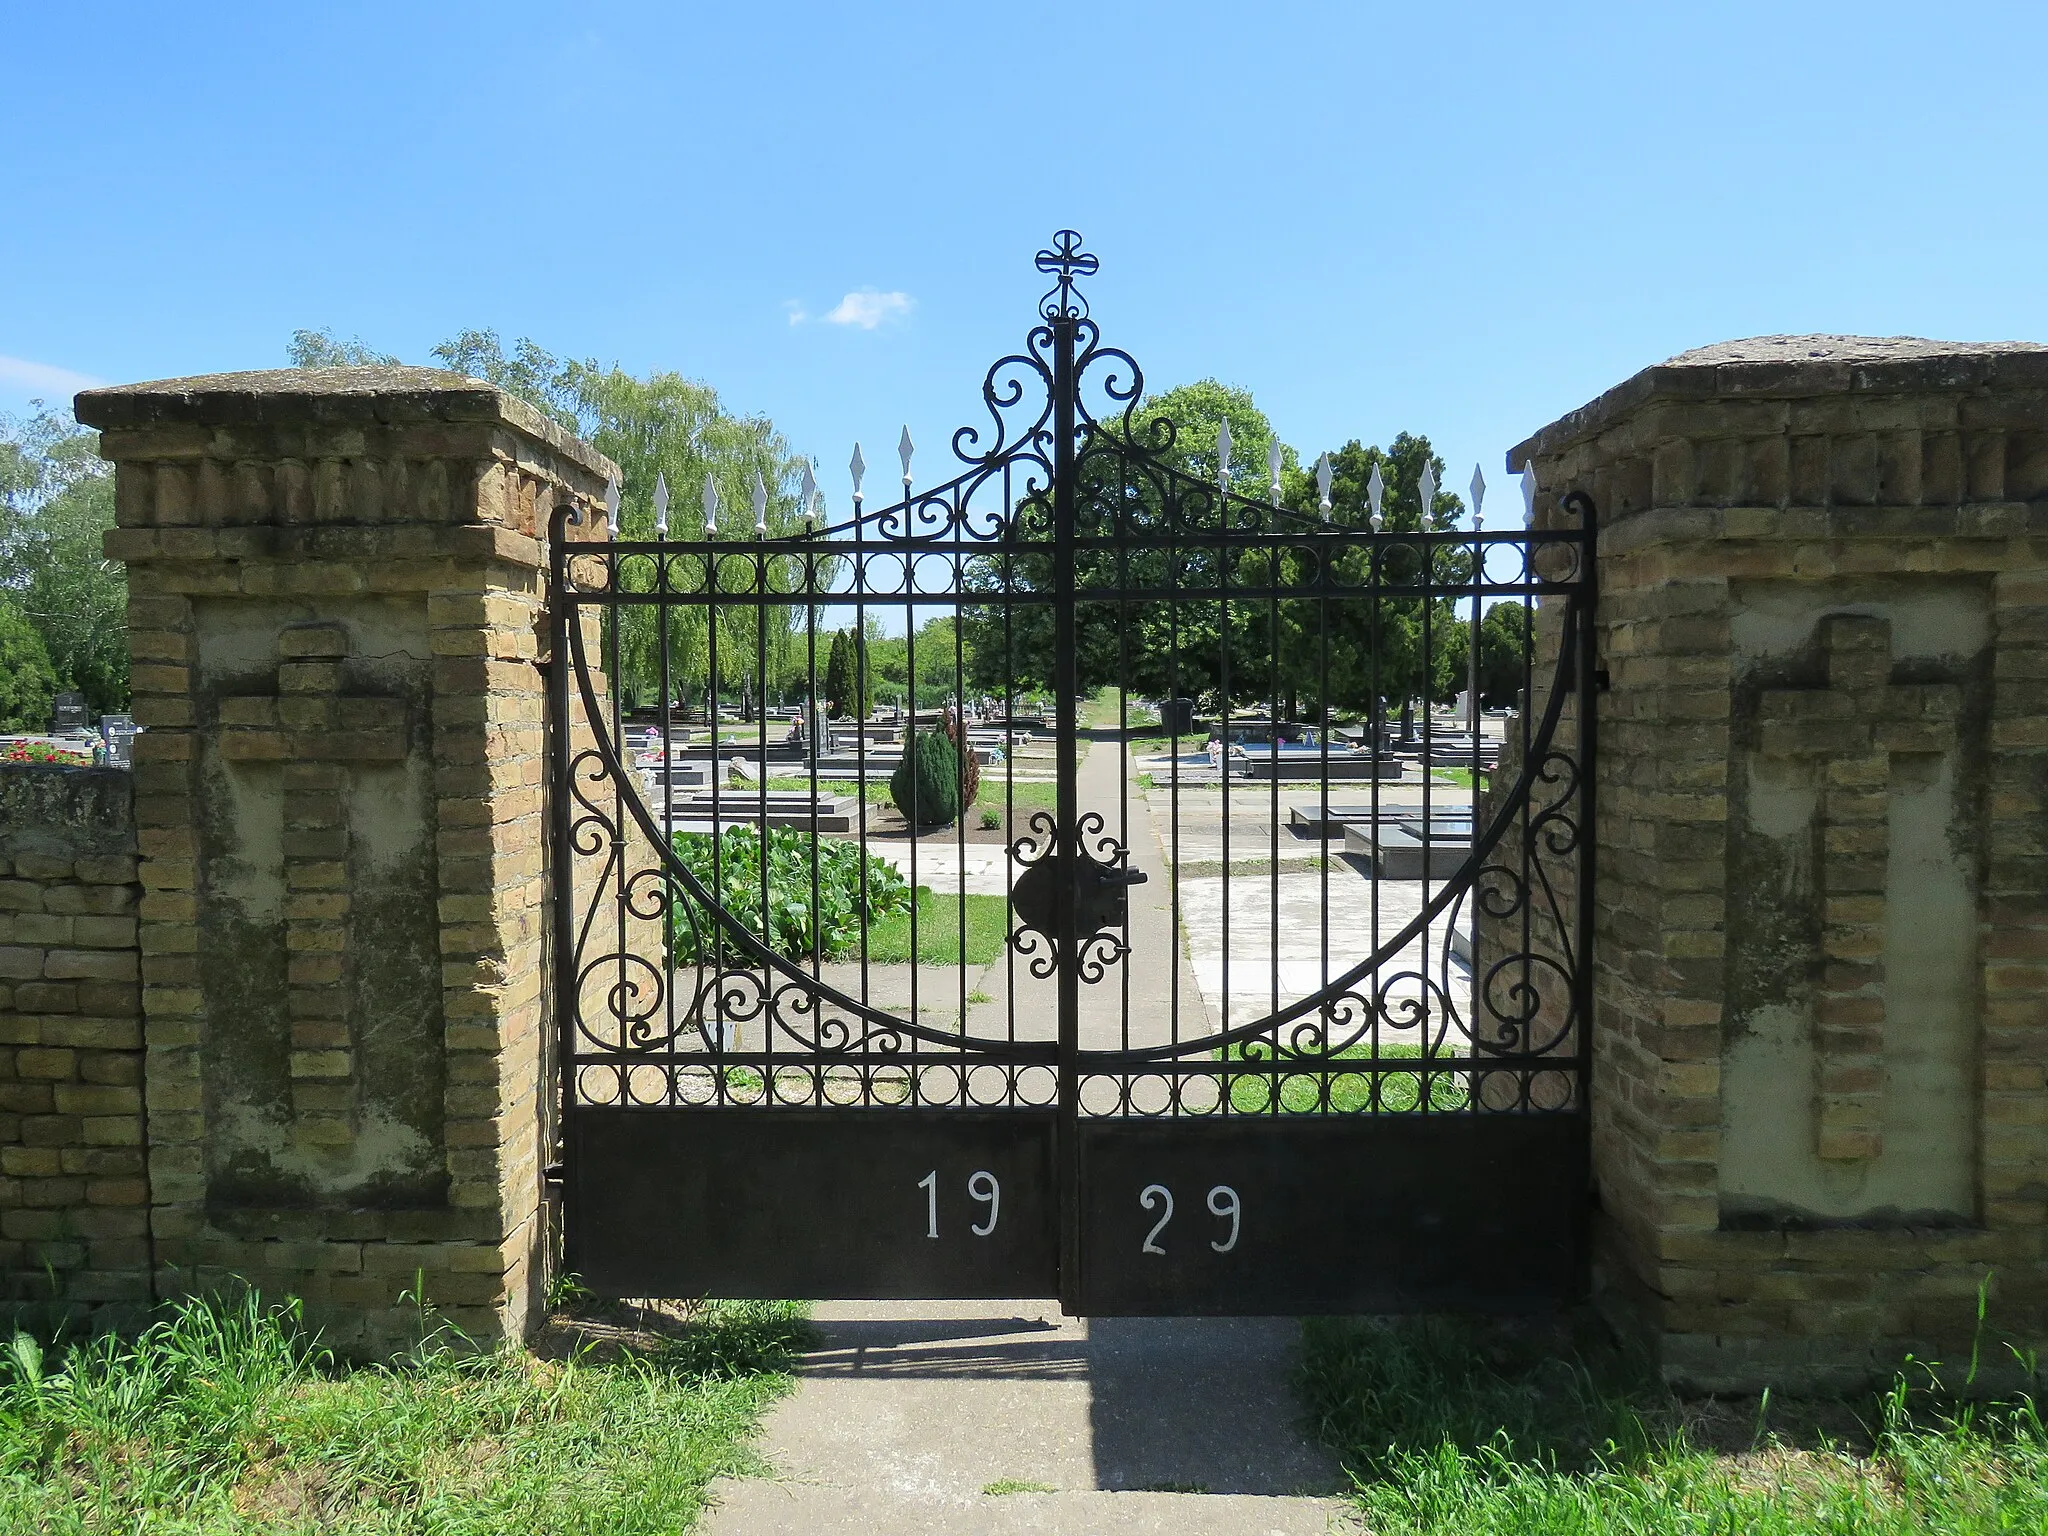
[701,1300,1357,1535]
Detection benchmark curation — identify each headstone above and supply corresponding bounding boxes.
[51,692,86,733]
[1160,697,1196,735]
[100,714,137,768]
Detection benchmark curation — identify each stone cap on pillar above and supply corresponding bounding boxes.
[1510,334,2048,523]
[75,365,616,483]
[1512,335,2048,467]
[75,367,618,546]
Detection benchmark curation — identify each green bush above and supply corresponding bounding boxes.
[668,825,911,963]
[890,729,960,827]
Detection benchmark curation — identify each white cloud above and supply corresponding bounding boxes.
[0,354,105,400]
[783,299,809,326]
[823,289,914,329]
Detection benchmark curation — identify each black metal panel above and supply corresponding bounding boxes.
[568,1109,1058,1299]
[1075,1114,1587,1315]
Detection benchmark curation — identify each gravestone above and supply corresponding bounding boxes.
[51,691,87,733]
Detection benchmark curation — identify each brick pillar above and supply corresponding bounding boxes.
[77,368,615,1353]
[1513,336,2048,1393]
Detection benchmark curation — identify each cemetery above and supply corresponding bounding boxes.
[2,49,2046,1521]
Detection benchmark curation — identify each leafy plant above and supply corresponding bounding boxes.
[667,825,910,963]
[942,706,981,809]
[890,729,961,827]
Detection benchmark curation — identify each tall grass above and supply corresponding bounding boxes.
[0,1289,807,1534]
[1301,1307,2048,1535]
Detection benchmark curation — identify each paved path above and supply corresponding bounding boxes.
[701,1300,1357,1535]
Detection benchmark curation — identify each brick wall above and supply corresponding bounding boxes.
[0,767,147,1325]
[1514,336,2048,1392]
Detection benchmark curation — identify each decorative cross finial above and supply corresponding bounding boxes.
[1035,229,1099,320]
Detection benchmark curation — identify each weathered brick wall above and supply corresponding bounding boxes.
[1514,336,2048,1392]
[78,367,616,1353]
[0,767,146,1325]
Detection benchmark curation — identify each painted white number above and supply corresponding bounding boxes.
[969,1170,1000,1237]
[1207,1185,1241,1253]
[1140,1183,1174,1254]
[918,1170,938,1239]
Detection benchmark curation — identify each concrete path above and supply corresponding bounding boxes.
[701,1299,1357,1535]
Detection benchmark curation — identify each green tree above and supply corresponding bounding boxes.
[0,596,58,731]
[0,409,127,715]
[1476,601,1534,710]
[963,379,1289,705]
[1256,432,1471,726]
[426,330,824,712]
[287,329,399,368]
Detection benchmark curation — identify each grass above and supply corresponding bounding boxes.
[767,775,895,803]
[0,1287,809,1534]
[1225,1041,1472,1114]
[982,1477,1057,1496]
[863,889,1011,965]
[1301,1301,2048,1535]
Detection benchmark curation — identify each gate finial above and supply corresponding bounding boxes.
[1035,229,1098,320]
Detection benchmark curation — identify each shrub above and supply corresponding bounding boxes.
[979,809,1001,830]
[667,825,910,963]
[890,729,960,827]
[941,707,981,809]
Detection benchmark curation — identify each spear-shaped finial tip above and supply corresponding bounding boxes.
[653,471,670,538]
[1316,452,1333,519]
[850,443,866,502]
[603,471,621,538]
[898,425,914,485]
[1469,463,1486,528]
[1520,461,1539,524]
[702,472,719,535]
[1217,417,1234,487]
[752,471,769,536]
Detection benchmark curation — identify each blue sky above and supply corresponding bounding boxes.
[6,1,2046,532]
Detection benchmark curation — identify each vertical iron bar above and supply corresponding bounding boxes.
[1052,300,1082,1313]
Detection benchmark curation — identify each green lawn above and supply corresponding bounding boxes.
[864,889,1010,965]
[1225,1041,1471,1114]
[0,1289,808,1534]
[1302,1304,2048,1535]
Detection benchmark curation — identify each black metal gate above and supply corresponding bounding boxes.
[548,234,1596,1314]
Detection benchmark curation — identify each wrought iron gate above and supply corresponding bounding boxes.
[548,233,1596,1313]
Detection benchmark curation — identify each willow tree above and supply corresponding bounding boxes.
[432,331,826,712]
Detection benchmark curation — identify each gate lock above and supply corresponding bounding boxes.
[1010,850,1149,954]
